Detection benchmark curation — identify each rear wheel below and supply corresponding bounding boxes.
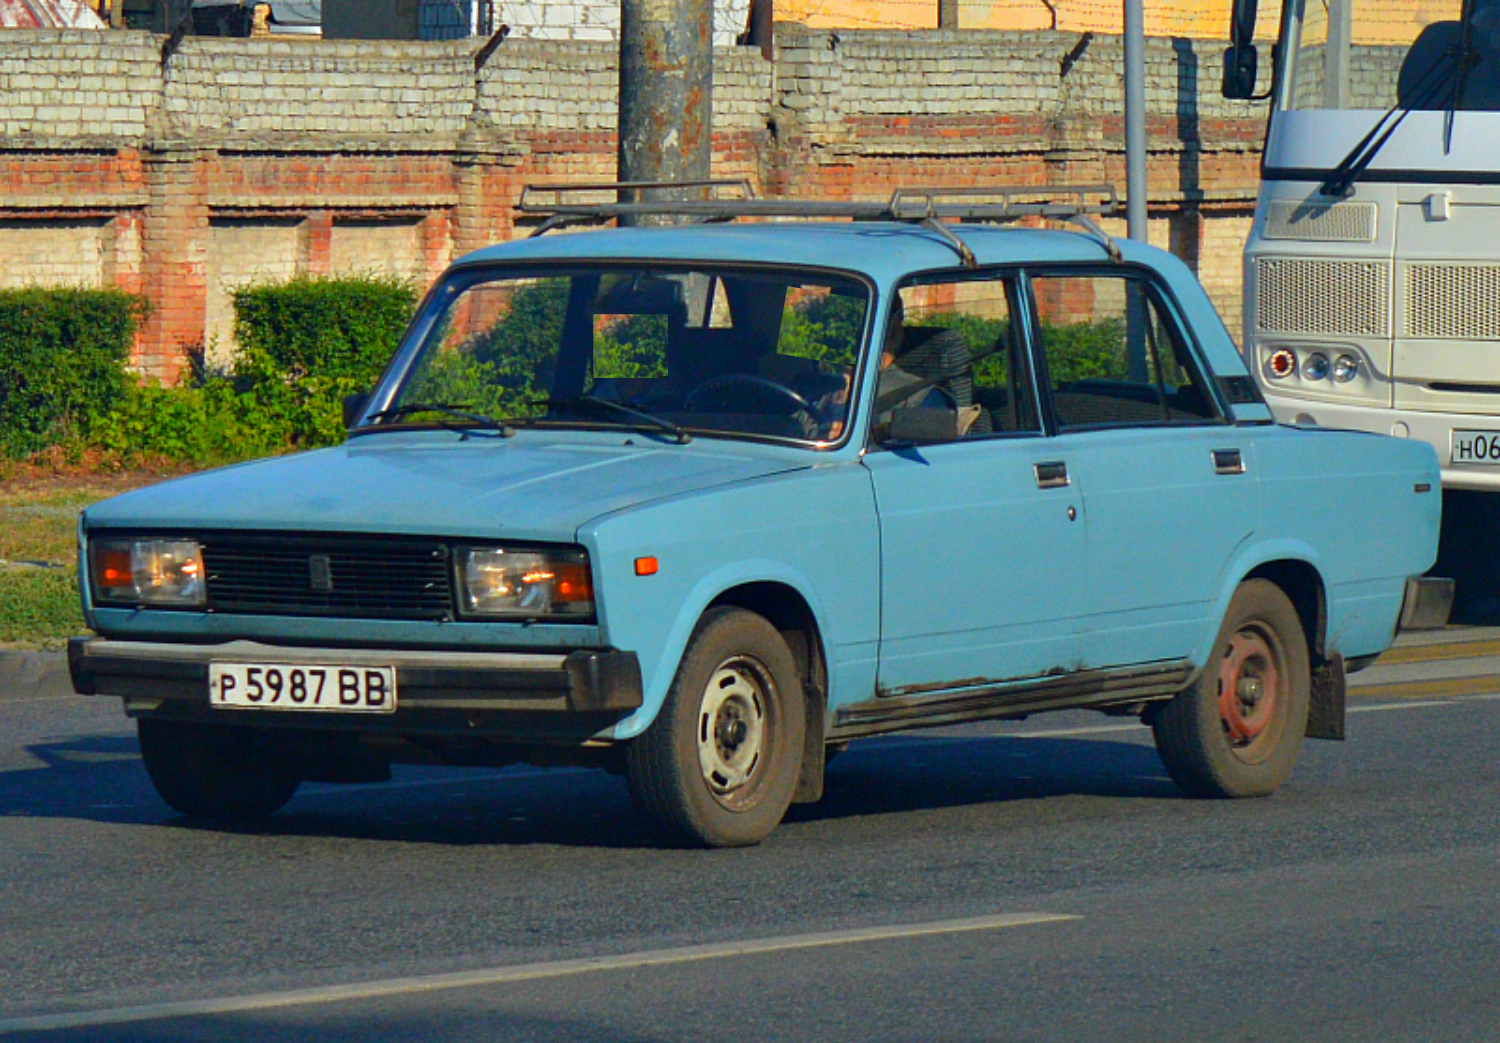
[137,718,301,819]
[1152,580,1311,798]
[626,608,805,847]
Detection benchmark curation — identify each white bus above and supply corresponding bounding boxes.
[1226,0,1500,490]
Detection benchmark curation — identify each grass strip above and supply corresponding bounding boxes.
[0,567,84,646]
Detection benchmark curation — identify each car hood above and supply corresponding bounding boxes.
[83,433,809,541]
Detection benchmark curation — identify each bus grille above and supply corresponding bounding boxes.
[1256,258,1390,338]
[1263,200,1377,243]
[201,534,454,621]
[1407,263,1500,341]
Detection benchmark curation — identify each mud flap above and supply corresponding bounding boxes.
[793,681,826,804]
[1307,653,1346,741]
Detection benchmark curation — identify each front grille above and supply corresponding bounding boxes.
[1256,257,1390,338]
[201,533,454,620]
[1406,263,1500,340]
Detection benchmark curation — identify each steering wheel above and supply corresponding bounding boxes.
[684,373,824,425]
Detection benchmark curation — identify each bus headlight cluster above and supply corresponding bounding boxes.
[1264,348,1361,384]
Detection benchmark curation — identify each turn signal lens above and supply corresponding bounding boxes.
[1267,348,1296,379]
[1333,354,1360,383]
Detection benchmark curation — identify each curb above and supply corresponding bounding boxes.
[0,649,74,703]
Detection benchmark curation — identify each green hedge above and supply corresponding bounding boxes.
[0,288,146,458]
[81,275,418,465]
[229,275,419,448]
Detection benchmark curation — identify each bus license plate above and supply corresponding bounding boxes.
[209,663,397,713]
[1452,429,1500,466]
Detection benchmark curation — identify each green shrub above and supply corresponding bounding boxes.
[1040,318,1130,384]
[88,380,292,465]
[231,275,418,447]
[0,288,146,458]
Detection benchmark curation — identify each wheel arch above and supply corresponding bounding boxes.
[1242,558,1328,661]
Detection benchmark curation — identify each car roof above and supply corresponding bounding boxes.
[451,222,1171,286]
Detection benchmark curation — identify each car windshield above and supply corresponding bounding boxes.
[371,265,870,445]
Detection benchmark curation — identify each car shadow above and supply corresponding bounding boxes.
[789,731,1178,826]
[0,729,1179,849]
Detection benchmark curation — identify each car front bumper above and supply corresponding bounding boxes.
[69,637,643,742]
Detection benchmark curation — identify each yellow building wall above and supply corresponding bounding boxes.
[777,0,1455,44]
[777,0,1260,36]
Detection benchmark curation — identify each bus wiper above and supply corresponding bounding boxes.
[538,395,692,444]
[1321,40,1463,197]
[1444,10,1481,153]
[365,402,516,437]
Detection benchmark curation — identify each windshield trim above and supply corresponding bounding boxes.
[357,258,879,453]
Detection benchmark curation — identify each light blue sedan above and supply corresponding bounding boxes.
[71,190,1449,846]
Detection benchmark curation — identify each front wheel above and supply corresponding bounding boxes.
[137,718,301,819]
[1152,580,1311,799]
[626,608,806,847]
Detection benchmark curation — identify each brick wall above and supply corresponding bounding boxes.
[0,25,1269,378]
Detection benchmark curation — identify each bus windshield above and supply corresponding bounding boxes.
[1282,0,1500,113]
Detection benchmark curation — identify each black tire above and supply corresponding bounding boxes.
[626,607,806,847]
[137,718,301,820]
[1152,579,1311,799]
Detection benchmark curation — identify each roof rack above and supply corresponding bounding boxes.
[516,181,1123,267]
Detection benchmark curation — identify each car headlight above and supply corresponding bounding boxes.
[90,537,206,607]
[456,546,594,620]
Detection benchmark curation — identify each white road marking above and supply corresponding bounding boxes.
[0,912,1079,1033]
[1347,700,1457,714]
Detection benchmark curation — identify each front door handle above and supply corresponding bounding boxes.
[1034,461,1070,489]
[1212,448,1245,475]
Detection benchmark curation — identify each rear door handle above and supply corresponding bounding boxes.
[1212,448,1245,475]
[1034,461,1070,489]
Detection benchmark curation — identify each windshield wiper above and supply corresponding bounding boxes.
[1444,10,1480,154]
[538,395,692,444]
[364,402,516,438]
[1321,37,1464,197]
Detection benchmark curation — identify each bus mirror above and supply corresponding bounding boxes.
[1223,43,1259,99]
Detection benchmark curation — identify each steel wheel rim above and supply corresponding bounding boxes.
[1217,624,1285,763]
[696,656,772,810]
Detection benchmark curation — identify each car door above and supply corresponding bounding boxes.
[865,275,1087,699]
[1026,269,1259,670]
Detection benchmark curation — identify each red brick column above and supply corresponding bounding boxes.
[304,211,334,276]
[418,210,452,285]
[138,149,211,383]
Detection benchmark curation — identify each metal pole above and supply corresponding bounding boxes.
[1325,0,1352,109]
[938,0,959,29]
[618,0,715,221]
[1123,0,1148,242]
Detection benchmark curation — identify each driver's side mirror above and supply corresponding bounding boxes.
[885,406,963,445]
[1222,42,1259,99]
[342,391,369,430]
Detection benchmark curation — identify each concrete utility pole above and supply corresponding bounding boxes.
[938,0,959,29]
[1123,0,1148,242]
[618,0,715,217]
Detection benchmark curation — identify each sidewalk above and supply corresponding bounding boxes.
[1346,625,1500,701]
[0,647,73,703]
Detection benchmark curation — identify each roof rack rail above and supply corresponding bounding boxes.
[515,181,1123,266]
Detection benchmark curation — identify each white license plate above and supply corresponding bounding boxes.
[1452,429,1500,466]
[209,662,397,713]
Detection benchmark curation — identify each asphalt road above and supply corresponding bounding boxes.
[1,679,1498,1041]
